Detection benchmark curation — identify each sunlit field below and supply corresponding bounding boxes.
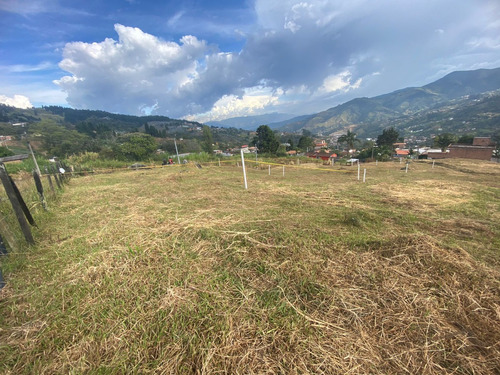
[1,158,499,374]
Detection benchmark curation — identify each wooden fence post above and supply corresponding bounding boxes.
[0,217,18,252]
[0,233,7,256]
[0,164,35,244]
[51,165,62,189]
[33,170,48,210]
[44,167,55,193]
[8,176,36,227]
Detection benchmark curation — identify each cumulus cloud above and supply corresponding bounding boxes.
[55,24,208,116]
[0,94,33,108]
[54,0,500,120]
[186,86,283,123]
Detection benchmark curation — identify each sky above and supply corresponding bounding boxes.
[1,0,499,123]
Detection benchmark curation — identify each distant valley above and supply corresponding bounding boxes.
[212,67,500,139]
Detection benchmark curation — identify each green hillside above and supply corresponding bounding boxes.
[0,105,252,158]
[279,67,500,137]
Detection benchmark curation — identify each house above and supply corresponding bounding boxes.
[314,140,328,150]
[393,142,406,149]
[306,150,336,161]
[395,149,410,157]
[448,137,495,160]
[287,150,297,156]
[427,151,449,159]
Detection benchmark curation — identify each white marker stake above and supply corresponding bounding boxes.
[376,160,378,166]
[357,163,360,180]
[331,158,334,166]
[363,168,366,182]
[298,159,300,166]
[269,165,271,175]
[283,165,285,177]
[405,163,409,173]
[241,150,248,190]
[218,159,221,167]
[400,158,402,164]
[432,160,435,168]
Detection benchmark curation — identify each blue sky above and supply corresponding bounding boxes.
[1,0,499,122]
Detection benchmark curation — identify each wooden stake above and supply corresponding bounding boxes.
[27,141,41,176]
[33,170,47,210]
[44,167,55,193]
[0,217,18,252]
[0,164,34,244]
[363,168,366,182]
[51,165,62,189]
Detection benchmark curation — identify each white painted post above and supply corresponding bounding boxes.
[376,159,378,166]
[331,158,334,166]
[405,163,409,173]
[268,165,271,175]
[432,160,435,168]
[218,159,221,167]
[363,168,366,182]
[283,165,285,177]
[240,150,248,190]
[357,162,360,181]
[174,138,181,164]
[399,158,402,164]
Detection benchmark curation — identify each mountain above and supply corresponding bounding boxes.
[279,67,500,137]
[205,112,296,130]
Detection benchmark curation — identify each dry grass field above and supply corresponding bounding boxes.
[1,158,500,374]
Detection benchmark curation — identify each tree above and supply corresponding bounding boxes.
[30,120,93,157]
[117,133,157,160]
[433,133,456,151]
[252,125,279,154]
[338,130,357,150]
[297,135,314,151]
[376,127,399,147]
[201,125,214,154]
[457,134,474,145]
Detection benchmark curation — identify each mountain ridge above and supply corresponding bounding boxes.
[275,67,500,137]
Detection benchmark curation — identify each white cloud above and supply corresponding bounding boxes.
[0,94,33,108]
[55,24,208,116]
[51,0,500,120]
[2,62,55,73]
[317,71,362,94]
[186,86,282,123]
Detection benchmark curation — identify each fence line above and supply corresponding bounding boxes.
[0,162,70,289]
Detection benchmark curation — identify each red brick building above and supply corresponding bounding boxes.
[448,137,495,160]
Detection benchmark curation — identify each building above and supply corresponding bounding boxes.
[448,137,495,160]
[314,140,328,150]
